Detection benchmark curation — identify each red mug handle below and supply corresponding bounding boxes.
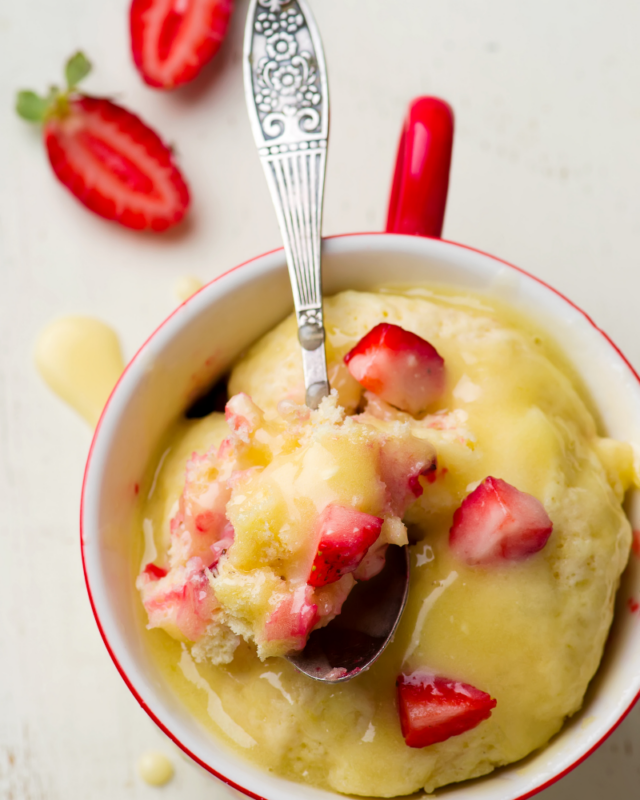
[386,97,455,239]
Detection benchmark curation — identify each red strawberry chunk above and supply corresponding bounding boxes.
[308,504,383,588]
[176,562,218,641]
[264,585,318,647]
[449,477,553,565]
[130,0,234,89]
[397,673,496,748]
[140,557,216,641]
[143,562,168,580]
[44,96,189,231]
[344,323,445,415]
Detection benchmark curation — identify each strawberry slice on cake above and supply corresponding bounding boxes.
[16,53,190,231]
[308,504,384,588]
[344,323,445,415]
[449,476,553,565]
[397,672,497,747]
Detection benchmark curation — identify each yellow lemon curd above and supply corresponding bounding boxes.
[134,289,636,797]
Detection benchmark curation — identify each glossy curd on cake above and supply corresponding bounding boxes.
[134,288,637,797]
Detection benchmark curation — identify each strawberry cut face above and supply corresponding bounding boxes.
[308,504,383,588]
[449,476,553,565]
[44,96,190,231]
[397,673,496,748]
[130,0,234,89]
[344,323,445,415]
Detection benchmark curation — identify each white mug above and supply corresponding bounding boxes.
[81,98,640,800]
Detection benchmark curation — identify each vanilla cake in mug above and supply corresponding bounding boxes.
[133,288,636,797]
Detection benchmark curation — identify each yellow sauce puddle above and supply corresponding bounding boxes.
[178,646,257,749]
[34,316,124,427]
[137,751,174,786]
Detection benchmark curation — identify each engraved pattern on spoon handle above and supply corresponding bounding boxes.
[261,146,329,404]
[244,0,330,407]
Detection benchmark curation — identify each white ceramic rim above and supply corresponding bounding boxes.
[81,232,640,800]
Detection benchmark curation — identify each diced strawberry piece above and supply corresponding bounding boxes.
[397,673,496,748]
[177,450,232,561]
[308,504,383,588]
[139,557,216,641]
[408,462,437,498]
[176,560,217,640]
[264,585,318,648]
[449,477,553,565]
[344,323,445,415]
[130,0,233,89]
[143,563,168,580]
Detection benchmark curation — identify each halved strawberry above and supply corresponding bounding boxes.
[308,504,383,588]
[396,673,496,748]
[344,323,445,415]
[449,476,553,565]
[16,53,189,231]
[130,0,234,89]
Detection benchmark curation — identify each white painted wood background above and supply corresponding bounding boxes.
[1,0,639,797]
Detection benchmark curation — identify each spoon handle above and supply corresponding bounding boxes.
[244,0,330,409]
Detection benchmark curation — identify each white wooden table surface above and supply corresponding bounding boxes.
[1,0,639,797]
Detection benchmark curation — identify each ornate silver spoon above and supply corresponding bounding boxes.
[243,0,410,682]
[243,0,330,409]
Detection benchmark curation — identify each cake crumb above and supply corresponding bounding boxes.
[175,275,204,302]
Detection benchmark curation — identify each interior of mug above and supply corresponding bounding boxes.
[82,233,640,800]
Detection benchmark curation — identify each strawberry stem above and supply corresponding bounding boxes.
[15,51,92,124]
[16,91,48,123]
[65,52,92,90]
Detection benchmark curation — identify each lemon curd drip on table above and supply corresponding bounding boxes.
[35,316,124,426]
[133,288,636,797]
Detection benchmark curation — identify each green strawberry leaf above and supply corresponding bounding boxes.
[65,51,92,89]
[16,90,48,123]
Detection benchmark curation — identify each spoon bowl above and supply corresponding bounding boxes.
[287,545,410,681]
